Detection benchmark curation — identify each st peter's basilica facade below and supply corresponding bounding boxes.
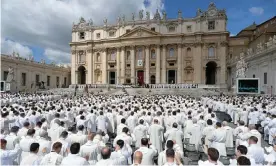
[70,2,228,87]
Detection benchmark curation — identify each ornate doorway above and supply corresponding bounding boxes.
[109,71,116,84]
[168,70,176,84]
[206,61,217,85]
[150,75,156,84]
[137,70,144,86]
[78,66,86,84]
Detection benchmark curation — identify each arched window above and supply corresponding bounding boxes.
[253,74,255,78]
[96,53,101,62]
[137,48,142,60]
[187,48,192,57]
[169,48,174,57]
[151,49,156,59]
[111,50,116,60]
[126,51,131,61]
[208,47,215,57]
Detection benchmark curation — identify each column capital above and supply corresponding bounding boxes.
[177,43,183,48]
[145,45,150,49]
[86,49,93,53]
[130,45,135,49]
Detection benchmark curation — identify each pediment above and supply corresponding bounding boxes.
[120,26,161,38]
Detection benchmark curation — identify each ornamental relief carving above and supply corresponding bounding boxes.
[71,50,76,54]
[220,41,228,47]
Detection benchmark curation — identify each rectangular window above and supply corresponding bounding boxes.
[208,21,215,30]
[3,71,9,81]
[109,31,115,37]
[169,63,174,66]
[127,64,130,67]
[36,74,40,84]
[21,73,26,86]
[187,25,192,32]
[47,76,50,86]
[96,33,101,39]
[110,65,114,68]
[64,77,67,86]
[168,27,175,32]
[79,32,85,39]
[126,29,130,33]
[264,72,267,84]
[151,63,155,67]
[151,27,155,31]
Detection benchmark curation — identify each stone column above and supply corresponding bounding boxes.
[102,48,107,84]
[161,45,166,83]
[116,48,120,85]
[92,52,95,84]
[145,46,150,84]
[194,43,202,83]
[87,49,93,84]
[220,42,227,87]
[71,51,76,84]
[130,46,135,84]
[177,44,182,83]
[156,45,161,84]
[120,47,125,84]
[75,71,78,84]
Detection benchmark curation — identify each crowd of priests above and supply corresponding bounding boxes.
[1,92,276,166]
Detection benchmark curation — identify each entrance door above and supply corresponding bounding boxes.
[150,75,156,84]
[137,70,144,86]
[206,61,217,85]
[78,66,86,84]
[109,72,116,84]
[168,70,176,84]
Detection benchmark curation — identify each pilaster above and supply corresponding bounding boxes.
[120,47,125,84]
[102,48,107,84]
[177,44,182,83]
[71,50,76,84]
[116,47,120,84]
[145,46,150,84]
[161,45,167,83]
[87,49,93,84]
[156,45,161,84]
[130,46,135,84]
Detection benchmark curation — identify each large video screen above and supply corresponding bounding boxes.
[237,78,260,94]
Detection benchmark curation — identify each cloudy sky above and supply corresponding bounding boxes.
[1,0,276,64]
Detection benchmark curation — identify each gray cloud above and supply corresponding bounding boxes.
[1,0,164,63]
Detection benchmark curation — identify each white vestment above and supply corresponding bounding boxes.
[148,124,164,153]
[209,128,227,157]
[223,126,234,148]
[164,128,184,151]
[133,124,148,148]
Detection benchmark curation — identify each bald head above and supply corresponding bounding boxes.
[133,151,143,164]
[222,121,228,127]
[101,147,111,159]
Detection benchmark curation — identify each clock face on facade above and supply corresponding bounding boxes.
[208,9,216,16]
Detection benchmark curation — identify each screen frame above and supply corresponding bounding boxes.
[236,78,260,94]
